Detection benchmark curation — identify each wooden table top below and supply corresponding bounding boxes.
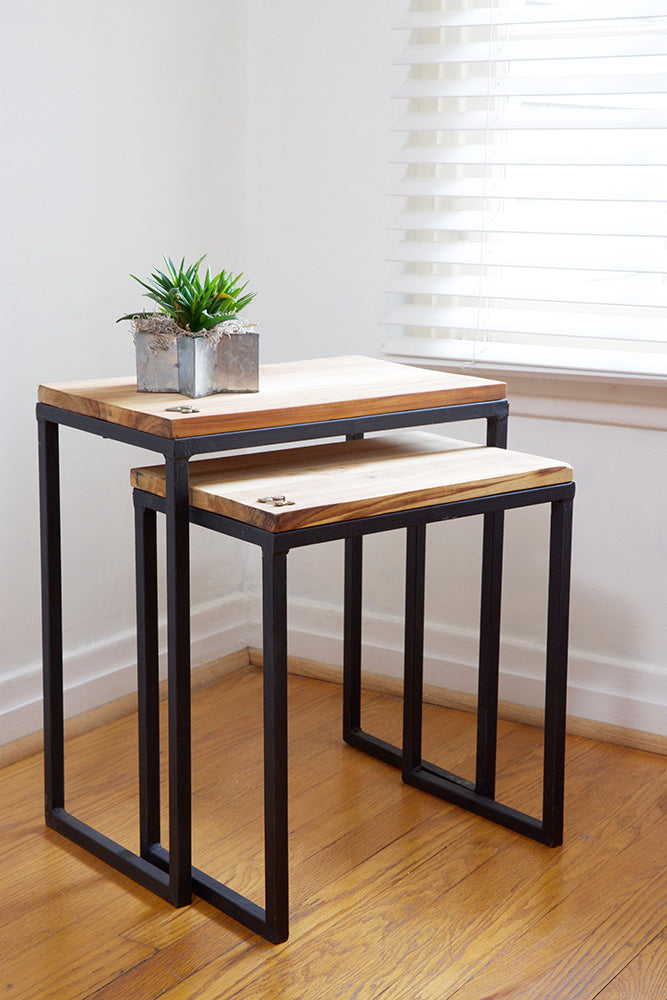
[38,355,506,440]
[131,431,572,532]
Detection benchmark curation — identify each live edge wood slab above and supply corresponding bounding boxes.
[38,355,506,439]
[131,432,573,533]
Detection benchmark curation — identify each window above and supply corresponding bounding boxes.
[385,2,667,381]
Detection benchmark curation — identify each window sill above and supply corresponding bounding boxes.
[382,335,667,431]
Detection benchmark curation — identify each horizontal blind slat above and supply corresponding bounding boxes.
[395,3,667,30]
[386,305,667,345]
[394,110,667,132]
[395,36,667,66]
[391,172,667,202]
[390,208,667,238]
[388,240,667,274]
[392,143,667,166]
[384,336,667,379]
[388,273,667,310]
[395,74,667,100]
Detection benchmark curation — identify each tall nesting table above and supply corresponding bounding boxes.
[37,355,508,936]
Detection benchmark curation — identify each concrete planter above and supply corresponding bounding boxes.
[134,318,258,397]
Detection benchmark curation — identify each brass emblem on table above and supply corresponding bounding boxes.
[258,495,296,507]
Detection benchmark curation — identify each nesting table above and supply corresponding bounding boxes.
[37,355,510,937]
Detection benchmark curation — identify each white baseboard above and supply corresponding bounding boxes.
[0,592,251,748]
[6,590,666,754]
[247,596,667,741]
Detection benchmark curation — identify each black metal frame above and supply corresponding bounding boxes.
[132,478,573,942]
[36,397,511,943]
[342,488,573,848]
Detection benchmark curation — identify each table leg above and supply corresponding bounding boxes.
[402,524,426,775]
[131,490,288,941]
[343,432,364,744]
[486,407,509,449]
[475,408,507,797]
[164,456,192,907]
[343,535,363,739]
[262,543,289,943]
[475,509,504,798]
[38,418,65,819]
[542,496,574,847]
[37,424,172,900]
[134,498,161,857]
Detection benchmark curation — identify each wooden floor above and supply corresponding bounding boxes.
[3,667,667,1000]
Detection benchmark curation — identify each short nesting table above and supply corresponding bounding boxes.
[37,355,508,935]
[132,431,573,943]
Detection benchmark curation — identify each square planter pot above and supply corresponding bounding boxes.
[135,327,179,393]
[135,325,259,397]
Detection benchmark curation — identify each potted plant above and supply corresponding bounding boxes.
[118,255,258,397]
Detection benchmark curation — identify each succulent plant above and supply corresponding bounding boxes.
[118,255,255,333]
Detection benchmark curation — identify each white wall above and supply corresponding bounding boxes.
[242,0,667,740]
[245,0,403,363]
[0,0,251,744]
[3,0,666,749]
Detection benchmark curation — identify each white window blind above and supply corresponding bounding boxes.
[385,1,667,380]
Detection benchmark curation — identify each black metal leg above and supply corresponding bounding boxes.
[341,421,406,769]
[143,534,291,943]
[343,431,364,744]
[134,494,161,857]
[542,497,574,847]
[262,544,290,944]
[341,431,404,769]
[486,406,509,449]
[37,425,172,902]
[402,524,426,776]
[343,536,363,740]
[165,456,192,906]
[362,484,573,847]
[475,509,504,798]
[341,533,402,768]
[38,418,65,818]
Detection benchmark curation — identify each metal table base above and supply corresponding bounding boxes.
[130,479,573,943]
[37,395,511,944]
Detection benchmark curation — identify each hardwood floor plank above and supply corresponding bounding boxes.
[1,922,154,1000]
[3,668,667,1000]
[427,820,667,1000]
[136,745,659,1000]
[593,928,667,1000]
[194,797,667,1000]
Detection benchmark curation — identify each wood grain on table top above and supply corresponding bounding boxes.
[38,355,506,439]
[131,431,573,532]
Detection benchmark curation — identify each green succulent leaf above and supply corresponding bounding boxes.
[118,255,256,332]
